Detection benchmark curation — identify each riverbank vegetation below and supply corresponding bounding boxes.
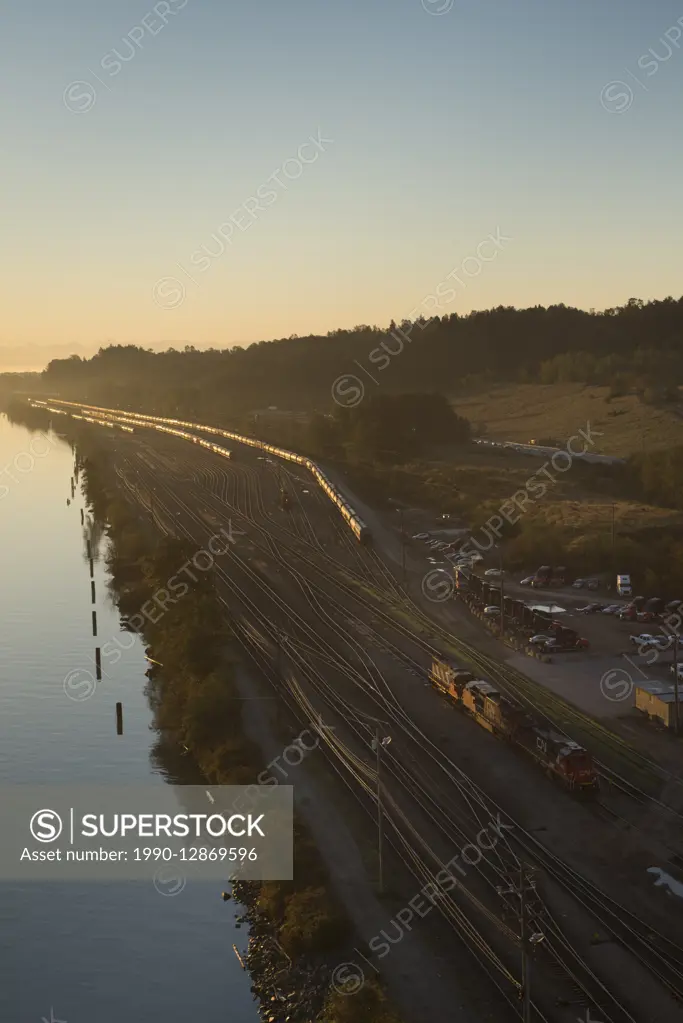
[71,429,400,1023]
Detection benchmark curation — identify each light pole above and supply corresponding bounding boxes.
[611,503,616,588]
[673,634,680,736]
[397,508,406,586]
[371,728,392,894]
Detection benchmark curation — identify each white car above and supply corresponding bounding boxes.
[630,633,670,650]
[470,553,483,563]
[484,568,503,577]
[483,605,501,616]
[630,633,656,647]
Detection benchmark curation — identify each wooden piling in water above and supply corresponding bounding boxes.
[116,702,123,735]
[92,611,97,636]
[89,558,94,578]
[95,647,102,679]
[80,508,84,524]
[91,580,96,603]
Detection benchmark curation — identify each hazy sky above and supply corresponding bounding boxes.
[1,0,682,356]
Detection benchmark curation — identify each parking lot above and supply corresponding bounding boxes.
[468,570,681,721]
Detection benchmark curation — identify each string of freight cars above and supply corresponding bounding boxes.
[34,399,370,544]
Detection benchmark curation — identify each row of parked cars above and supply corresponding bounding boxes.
[518,570,601,590]
[578,596,681,623]
[411,532,485,568]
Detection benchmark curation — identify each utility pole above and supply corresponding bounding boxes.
[376,726,383,894]
[611,503,616,585]
[498,544,505,638]
[399,508,406,587]
[372,729,391,894]
[519,865,532,1023]
[497,864,542,1023]
[673,634,680,736]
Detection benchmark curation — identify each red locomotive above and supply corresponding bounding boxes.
[430,658,597,792]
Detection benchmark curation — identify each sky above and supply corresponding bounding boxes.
[1,0,682,365]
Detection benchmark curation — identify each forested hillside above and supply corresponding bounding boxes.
[35,295,683,418]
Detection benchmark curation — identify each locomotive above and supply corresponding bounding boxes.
[430,658,597,792]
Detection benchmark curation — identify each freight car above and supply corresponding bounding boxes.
[47,400,371,544]
[429,657,597,792]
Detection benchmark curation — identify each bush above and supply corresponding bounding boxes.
[182,670,238,748]
[279,887,351,957]
[321,978,403,1023]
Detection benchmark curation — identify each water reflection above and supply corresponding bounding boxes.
[0,415,258,1023]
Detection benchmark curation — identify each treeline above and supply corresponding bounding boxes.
[303,394,470,463]
[538,347,682,401]
[467,447,683,597]
[626,446,683,514]
[32,295,683,415]
[498,517,683,599]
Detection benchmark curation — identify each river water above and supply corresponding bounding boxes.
[0,415,259,1023]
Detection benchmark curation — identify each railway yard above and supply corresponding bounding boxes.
[32,399,683,1023]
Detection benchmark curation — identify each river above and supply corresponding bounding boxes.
[0,414,259,1023]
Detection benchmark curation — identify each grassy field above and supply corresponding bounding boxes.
[452,382,683,457]
[529,497,683,532]
[348,448,683,549]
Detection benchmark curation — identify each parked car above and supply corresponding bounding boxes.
[577,603,602,613]
[534,566,552,586]
[669,663,683,677]
[520,575,535,586]
[630,633,663,649]
[573,578,587,588]
[470,553,483,563]
[483,605,501,616]
[636,611,655,623]
[586,579,600,591]
[529,634,553,646]
[484,568,503,577]
[617,607,639,621]
[601,604,622,614]
[542,637,589,652]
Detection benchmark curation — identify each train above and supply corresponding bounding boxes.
[37,399,371,544]
[430,657,598,792]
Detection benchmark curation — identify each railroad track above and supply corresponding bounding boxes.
[47,402,683,1021]
[107,430,683,1023]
